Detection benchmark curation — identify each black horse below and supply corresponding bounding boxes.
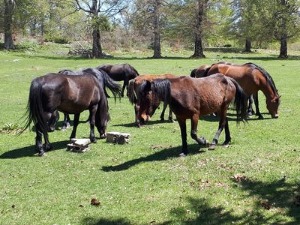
[58,68,121,129]
[96,63,139,97]
[24,72,120,156]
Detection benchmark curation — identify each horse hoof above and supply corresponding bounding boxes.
[208,144,216,150]
[100,134,106,139]
[179,152,187,157]
[38,152,46,157]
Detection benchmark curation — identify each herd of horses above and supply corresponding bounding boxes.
[23,62,280,156]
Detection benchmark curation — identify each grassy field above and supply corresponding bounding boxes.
[0,44,300,225]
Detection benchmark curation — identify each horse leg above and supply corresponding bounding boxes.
[247,95,255,116]
[121,80,127,97]
[35,128,45,156]
[190,114,207,147]
[177,118,188,156]
[160,102,167,121]
[62,113,71,130]
[89,106,97,143]
[209,115,229,150]
[70,114,80,140]
[253,93,263,119]
[168,106,173,122]
[223,118,231,147]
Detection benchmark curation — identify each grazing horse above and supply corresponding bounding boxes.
[96,63,139,97]
[136,74,248,156]
[23,73,119,156]
[58,68,121,130]
[127,74,177,127]
[192,62,280,119]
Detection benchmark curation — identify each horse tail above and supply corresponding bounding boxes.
[96,69,122,99]
[22,79,48,134]
[95,90,110,138]
[127,79,137,104]
[230,78,248,122]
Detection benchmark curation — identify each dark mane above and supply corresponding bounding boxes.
[244,62,279,96]
[151,79,171,103]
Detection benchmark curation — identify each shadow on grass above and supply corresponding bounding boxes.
[81,217,133,225]
[0,140,69,159]
[229,177,300,224]
[101,144,207,172]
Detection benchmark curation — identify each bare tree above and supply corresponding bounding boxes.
[191,0,207,58]
[75,0,127,58]
[152,0,162,58]
[3,0,15,49]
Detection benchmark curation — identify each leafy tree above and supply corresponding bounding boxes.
[75,0,127,58]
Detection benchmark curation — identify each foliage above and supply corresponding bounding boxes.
[0,46,300,224]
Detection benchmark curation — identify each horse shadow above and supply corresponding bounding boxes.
[101,144,206,172]
[0,140,69,159]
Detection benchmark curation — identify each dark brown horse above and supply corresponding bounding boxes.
[135,74,248,156]
[58,68,121,129]
[191,62,280,119]
[127,74,177,127]
[96,63,139,97]
[23,73,119,156]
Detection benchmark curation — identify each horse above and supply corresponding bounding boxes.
[23,72,120,156]
[58,68,121,130]
[127,74,177,127]
[192,62,280,119]
[135,74,248,156]
[96,63,139,97]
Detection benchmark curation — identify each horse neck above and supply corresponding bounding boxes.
[259,78,278,101]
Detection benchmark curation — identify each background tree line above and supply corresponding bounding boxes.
[1,0,299,58]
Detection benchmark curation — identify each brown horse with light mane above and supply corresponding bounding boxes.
[135,74,248,156]
[191,62,280,119]
[127,74,177,127]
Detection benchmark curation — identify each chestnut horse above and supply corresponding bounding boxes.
[96,63,139,97]
[136,74,248,156]
[23,73,119,156]
[191,62,280,119]
[127,74,177,127]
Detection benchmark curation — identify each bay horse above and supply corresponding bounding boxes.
[192,62,280,119]
[23,73,119,156]
[96,63,139,97]
[58,68,121,130]
[136,74,248,156]
[127,74,177,127]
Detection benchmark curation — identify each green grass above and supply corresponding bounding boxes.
[0,45,300,225]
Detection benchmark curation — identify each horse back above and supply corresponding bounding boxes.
[168,75,236,117]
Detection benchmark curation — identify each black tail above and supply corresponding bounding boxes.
[22,79,48,134]
[127,79,137,104]
[95,69,122,100]
[230,78,248,122]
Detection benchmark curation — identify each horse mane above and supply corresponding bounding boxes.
[151,79,171,103]
[123,63,139,76]
[85,68,122,100]
[244,63,279,95]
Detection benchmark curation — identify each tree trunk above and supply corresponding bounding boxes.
[4,0,15,50]
[278,35,288,58]
[152,0,162,58]
[191,0,206,58]
[244,38,252,52]
[91,0,103,58]
[92,28,103,58]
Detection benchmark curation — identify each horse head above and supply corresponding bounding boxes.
[266,95,280,118]
[136,80,161,124]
